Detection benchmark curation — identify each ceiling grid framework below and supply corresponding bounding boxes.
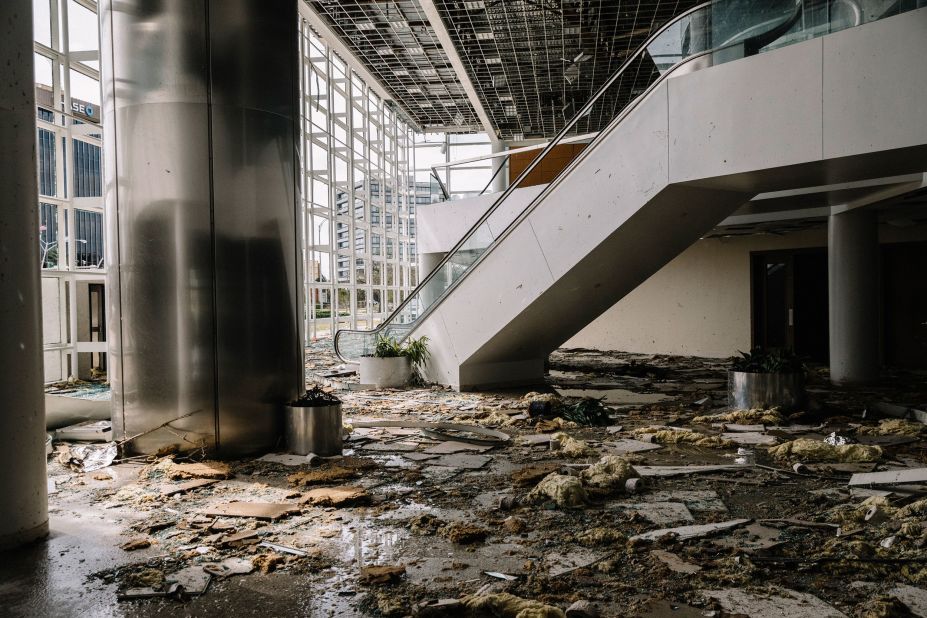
[308,0,702,140]
[308,0,482,131]
[436,0,702,141]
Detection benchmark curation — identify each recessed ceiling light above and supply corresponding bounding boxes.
[376,47,394,55]
[407,87,422,94]
[476,31,494,40]
[419,68,437,77]
[389,20,409,31]
[357,21,376,31]
[394,69,409,76]
[504,105,517,116]
[485,57,502,64]
[407,46,424,55]
[464,1,485,9]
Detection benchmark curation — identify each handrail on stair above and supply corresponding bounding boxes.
[333,0,816,365]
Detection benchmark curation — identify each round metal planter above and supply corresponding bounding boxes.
[284,404,343,456]
[727,370,805,411]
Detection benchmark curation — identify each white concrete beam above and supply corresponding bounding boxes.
[418,0,500,146]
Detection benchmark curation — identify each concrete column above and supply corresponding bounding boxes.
[491,141,508,193]
[828,209,880,384]
[418,251,447,310]
[101,0,303,456]
[0,0,50,549]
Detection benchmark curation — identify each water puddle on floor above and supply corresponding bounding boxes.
[554,387,671,404]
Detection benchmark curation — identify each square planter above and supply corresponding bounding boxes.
[727,370,805,412]
[360,356,412,388]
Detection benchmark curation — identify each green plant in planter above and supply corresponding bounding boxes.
[374,333,403,358]
[372,334,430,384]
[731,348,804,374]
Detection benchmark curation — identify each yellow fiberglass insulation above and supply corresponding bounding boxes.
[552,432,595,458]
[580,455,638,491]
[692,408,785,425]
[633,426,736,449]
[526,473,588,508]
[463,592,566,618]
[856,419,925,436]
[767,438,882,462]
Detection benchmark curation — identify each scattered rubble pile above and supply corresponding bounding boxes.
[36,344,927,616]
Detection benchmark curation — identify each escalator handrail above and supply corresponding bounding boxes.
[335,0,780,363]
[334,2,715,363]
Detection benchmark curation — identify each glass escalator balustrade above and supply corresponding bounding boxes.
[334,0,926,364]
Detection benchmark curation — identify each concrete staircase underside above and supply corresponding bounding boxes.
[413,10,927,391]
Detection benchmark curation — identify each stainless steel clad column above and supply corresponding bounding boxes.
[0,0,49,548]
[101,0,303,456]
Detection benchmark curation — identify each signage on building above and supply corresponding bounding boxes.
[34,85,99,124]
[71,100,97,123]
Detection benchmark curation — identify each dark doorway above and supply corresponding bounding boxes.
[88,283,107,371]
[882,241,927,369]
[751,248,829,362]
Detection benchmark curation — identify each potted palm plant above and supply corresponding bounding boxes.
[359,334,430,388]
[728,348,805,412]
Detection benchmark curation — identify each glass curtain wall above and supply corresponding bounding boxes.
[33,0,105,382]
[299,22,419,341]
[413,132,494,204]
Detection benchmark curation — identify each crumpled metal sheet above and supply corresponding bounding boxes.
[59,441,118,472]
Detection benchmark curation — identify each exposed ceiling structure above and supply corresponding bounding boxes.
[308,0,482,131]
[308,0,702,141]
[434,0,701,141]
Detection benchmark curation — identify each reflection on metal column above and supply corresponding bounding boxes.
[101,0,303,456]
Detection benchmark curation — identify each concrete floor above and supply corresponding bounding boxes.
[4,347,927,617]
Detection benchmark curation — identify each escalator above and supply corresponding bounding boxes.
[335,1,927,389]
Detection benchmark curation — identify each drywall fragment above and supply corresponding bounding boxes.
[703,587,848,618]
[168,461,233,480]
[120,538,151,551]
[651,550,702,574]
[203,558,255,578]
[606,438,662,454]
[298,485,369,507]
[423,440,492,454]
[566,600,600,618]
[721,432,778,446]
[160,479,218,496]
[611,502,694,525]
[889,584,927,617]
[359,565,406,584]
[165,566,211,595]
[434,453,491,469]
[630,518,750,542]
[202,502,300,520]
[635,464,742,477]
[849,468,927,487]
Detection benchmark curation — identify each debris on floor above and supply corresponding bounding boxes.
[26,343,927,616]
